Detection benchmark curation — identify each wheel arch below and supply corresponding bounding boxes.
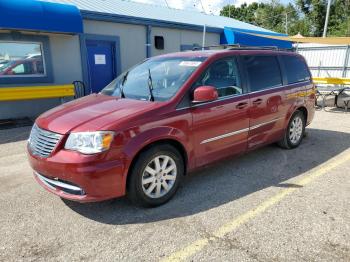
[286,105,308,124]
[125,138,189,191]
[296,106,308,123]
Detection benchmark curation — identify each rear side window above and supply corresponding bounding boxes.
[243,55,282,92]
[281,55,311,84]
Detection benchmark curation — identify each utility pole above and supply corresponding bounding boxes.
[228,1,231,18]
[323,0,332,37]
[202,24,206,50]
[285,12,288,34]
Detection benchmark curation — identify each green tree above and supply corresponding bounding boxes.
[220,0,305,35]
[328,0,350,36]
[220,2,260,25]
[296,0,350,36]
[296,0,327,36]
[220,0,350,37]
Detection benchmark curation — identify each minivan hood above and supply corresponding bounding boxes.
[36,94,160,134]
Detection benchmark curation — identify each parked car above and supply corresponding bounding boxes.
[27,48,315,207]
[0,58,44,75]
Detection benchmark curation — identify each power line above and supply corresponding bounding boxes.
[164,0,169,8]
[252,9,295,24]
[198,0,206,13]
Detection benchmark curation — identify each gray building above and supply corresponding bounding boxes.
[0,0,277,120]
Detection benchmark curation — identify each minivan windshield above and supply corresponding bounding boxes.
[101,56,207,101]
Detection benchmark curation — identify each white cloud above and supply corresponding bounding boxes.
[131,0,267,15]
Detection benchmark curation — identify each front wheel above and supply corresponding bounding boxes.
[127,144,184,207]
[278,110,306,149]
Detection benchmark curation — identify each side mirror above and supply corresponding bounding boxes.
[193,86,218,103]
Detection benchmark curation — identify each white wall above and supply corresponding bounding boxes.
[49,34,83,83]
[83,20,147,72]
[151,26,220,56]
[83,20,220,70]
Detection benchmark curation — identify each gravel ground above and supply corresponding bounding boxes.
[0,109,349,262]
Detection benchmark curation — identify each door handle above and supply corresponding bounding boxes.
[252,99,263,105]
[236,102,248,109]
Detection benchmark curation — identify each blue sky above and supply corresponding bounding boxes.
[133,0,293,15]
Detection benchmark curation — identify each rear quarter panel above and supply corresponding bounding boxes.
[283,81,314,124]
[279,53,315,126]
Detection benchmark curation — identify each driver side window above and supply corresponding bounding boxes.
[194,57,242,98]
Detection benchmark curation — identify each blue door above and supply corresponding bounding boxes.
[86,40,116,93]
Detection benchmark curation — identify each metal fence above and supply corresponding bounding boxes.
[297,44,350,79]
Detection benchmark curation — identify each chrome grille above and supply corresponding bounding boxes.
[28,124,62,158]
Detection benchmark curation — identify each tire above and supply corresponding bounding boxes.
[127,144,184,207]
[278,110,306,149]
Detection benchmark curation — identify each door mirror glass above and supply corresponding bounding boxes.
[193,86,218,103]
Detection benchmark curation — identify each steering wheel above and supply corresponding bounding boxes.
[227,86,243,94]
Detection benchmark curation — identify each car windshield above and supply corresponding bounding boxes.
[101,56,207,101]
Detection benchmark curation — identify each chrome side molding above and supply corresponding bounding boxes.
[201,117,284,144]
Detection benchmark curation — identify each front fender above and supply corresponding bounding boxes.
[121,126,193,177]
[124,126,190,156]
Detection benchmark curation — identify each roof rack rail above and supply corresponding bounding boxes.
[191,44,293,52]
[192,44,241,51]
[229,45,279,50]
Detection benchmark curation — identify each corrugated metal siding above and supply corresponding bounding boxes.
[297,44,350,79]
[309,69,344,78]
[42,0,274,33]
[298,48,347,67]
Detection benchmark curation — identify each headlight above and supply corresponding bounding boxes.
[65,131,114,154]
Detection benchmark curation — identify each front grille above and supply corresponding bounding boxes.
[28,124,62,158]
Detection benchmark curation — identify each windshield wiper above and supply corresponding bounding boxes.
[119,71,128,98]
[148,68,155,102]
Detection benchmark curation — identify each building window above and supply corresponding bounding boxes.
[0,42,45,77]
[0,34,53,85]
[154,36,164,50]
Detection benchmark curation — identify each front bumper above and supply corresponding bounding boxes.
[28,147,126,202]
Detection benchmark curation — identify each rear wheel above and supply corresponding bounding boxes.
[127,144,184,207]
[278,110,305,149]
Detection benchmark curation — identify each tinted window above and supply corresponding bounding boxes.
[243,55,282,92]
[194,57,242,98]
[281,55,311,84]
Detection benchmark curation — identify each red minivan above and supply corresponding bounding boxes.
[27,48,315,207]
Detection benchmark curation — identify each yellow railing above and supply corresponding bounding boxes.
[0,84,75,102]
[313,77,350,85]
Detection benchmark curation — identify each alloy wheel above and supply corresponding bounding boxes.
[289,116,303,144]
[141,155,177,199]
